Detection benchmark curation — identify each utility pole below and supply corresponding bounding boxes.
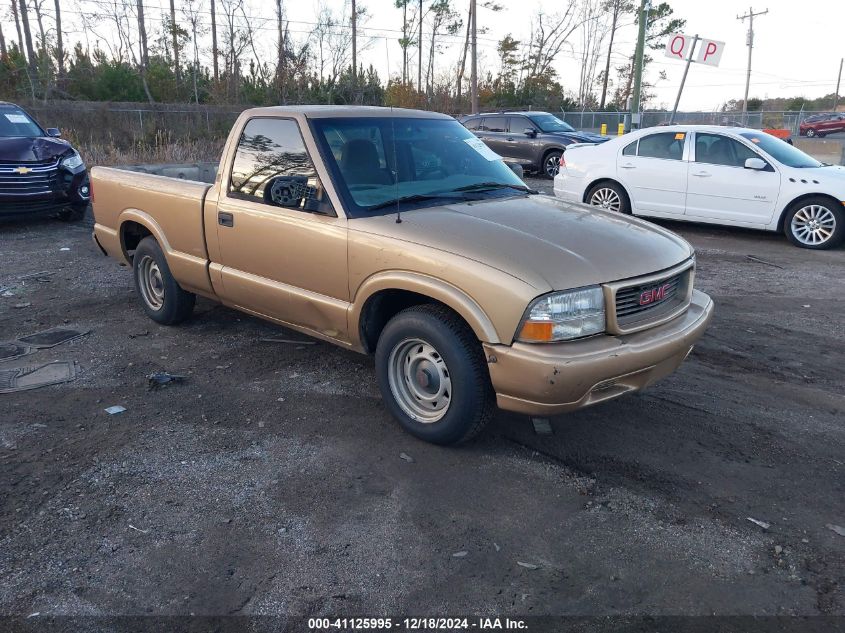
[630,0,650,130]
[737,6,768,115]
[418,0,423,94]
[834,58,843,112]
[470,0,478,114]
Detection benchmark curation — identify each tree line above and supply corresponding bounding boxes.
[6,0,818,115]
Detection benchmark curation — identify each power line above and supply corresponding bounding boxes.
[737,6,768,113]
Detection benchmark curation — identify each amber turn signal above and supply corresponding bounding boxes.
[518,321,555,342]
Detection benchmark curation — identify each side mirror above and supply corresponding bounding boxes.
[523,128,537,138]
[46,128,61,137]
[744,157,767,170]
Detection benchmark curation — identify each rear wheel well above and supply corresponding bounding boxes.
[540,147,564,169]
[120,221,152,260]
[359,290,469,354]
[778,193,843,232]
[583,178,631,206]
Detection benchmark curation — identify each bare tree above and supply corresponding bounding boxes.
[136,0,154,102]
[18,0,37,75]
[11,0,23,59]
[276,0,285,102]
[524,7,583,84]
[30,0,48,52]
[598,0,634,109]
[170,0,181,86]
[455,0,470,99]
[53,0,64,76]
[210,0,219,82]
[426,0,461,95]
[577,0,610,106]
[0,23,6,57]
[311,1,354,93]
[181,0,206,103]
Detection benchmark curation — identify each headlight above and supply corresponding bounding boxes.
[61,152,84,170]
[517,286,605,342]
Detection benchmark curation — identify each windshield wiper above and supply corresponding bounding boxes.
[452,182,537,194]
[365,192,471,211]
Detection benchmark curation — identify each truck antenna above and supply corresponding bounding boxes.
[390,105,402,223]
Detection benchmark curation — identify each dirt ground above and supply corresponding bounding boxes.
[0,182,843,625]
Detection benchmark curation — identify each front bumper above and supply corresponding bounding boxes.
[0,166,89,217]
[485,290,714,416]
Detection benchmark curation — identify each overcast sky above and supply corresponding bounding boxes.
[6,0,843,110]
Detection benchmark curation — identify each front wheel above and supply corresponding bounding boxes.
[784,198,843,249]
[542,151,563,179]
[375,304,494,445]
[133,236,196,324]
[586,181,630,214]
[805,128,816,138]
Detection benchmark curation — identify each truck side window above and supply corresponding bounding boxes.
[229,118,331,213]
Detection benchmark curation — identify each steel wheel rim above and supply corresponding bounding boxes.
[590,187,622,212]
[387,338,452,423]
[791,204,836,246]
[545,154,561,177]
[138,255,165,310]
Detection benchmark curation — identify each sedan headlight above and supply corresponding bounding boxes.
[61,151,84,170]
[517,286,605,342]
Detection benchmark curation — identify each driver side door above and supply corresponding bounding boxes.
[213,116,351,342]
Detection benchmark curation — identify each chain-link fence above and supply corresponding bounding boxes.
[554,110,829,134]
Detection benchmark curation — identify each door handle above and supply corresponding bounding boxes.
[620,163,635,169]
[692,171,711,178]
[218,212,234,227]
[506,137,515,141]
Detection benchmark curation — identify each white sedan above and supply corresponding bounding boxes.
[553,125,845,249]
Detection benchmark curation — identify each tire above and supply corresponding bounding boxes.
[783,197,844,250]
[806,128,816,138]
[375,304,495,445]
[57,203,88,222]
[132,236,196,324]
[818,133,826,138]
[586,181,630,214]
[542,150,563,179]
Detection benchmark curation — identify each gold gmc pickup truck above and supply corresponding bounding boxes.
[91,106,713,445]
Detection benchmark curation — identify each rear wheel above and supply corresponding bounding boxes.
[542,151,563,179]
[586,181,630,214]
[806,128,817,138]
[132,236,196,324]
[375,304,494,445]
[784,197,843,249]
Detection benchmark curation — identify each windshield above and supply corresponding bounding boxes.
[0,105,44,137]
[527,113,576,134]
[739,132,822,168]
[311,116,528,217]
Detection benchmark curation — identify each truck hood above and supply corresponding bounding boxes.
[352,195,693,291]
[0,136,72,163]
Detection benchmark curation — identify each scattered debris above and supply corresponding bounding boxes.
[0,342,32,362]
[774,545,783,555]
[517,561,540,570]
[399,452,415,463]
[104,405,127,415]
[452,551,468,558]
[12,303,31,309]
[745,255,784,269]
[260,337,316,345]
[826,524,845,537]
[59,247,70,252]
[128,524,149,534]
[802,305,811,308]
[0,361,79,394]
[532,417,553,435]
[147,372,187,390]
[26,613,40,619]
[128,331,150,339]
[747,517,771,530]
[493,542,501,552]
[1,290,13,297]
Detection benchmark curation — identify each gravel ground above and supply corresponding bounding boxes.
[0,185,843,623]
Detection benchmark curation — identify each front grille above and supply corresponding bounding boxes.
[0,159,61,197]
[613,267,691,329]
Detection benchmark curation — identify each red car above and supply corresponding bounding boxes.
[799,113,845,138]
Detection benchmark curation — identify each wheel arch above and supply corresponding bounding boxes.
[776,192,843,232]
[351,272,501,354]
[582,177,632,207]
[118,210,171,263]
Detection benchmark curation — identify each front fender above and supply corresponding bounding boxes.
[350,271,501,345]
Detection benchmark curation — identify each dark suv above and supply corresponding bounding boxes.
[460,111,608,178]
[0,101,89,220]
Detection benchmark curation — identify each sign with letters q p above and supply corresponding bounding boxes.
[695,38,725,67]
[665,33,693,60]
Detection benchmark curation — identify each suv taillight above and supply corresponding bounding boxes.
[559,154,566,167]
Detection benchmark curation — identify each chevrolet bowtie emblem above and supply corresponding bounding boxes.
[14,166,33,175]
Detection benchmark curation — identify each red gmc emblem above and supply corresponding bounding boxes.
[639,283,671,306]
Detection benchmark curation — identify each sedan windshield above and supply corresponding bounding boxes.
[0,105,43,138]
[527,113,576,134]
[739,132,822,168]
[311,117,529,217]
